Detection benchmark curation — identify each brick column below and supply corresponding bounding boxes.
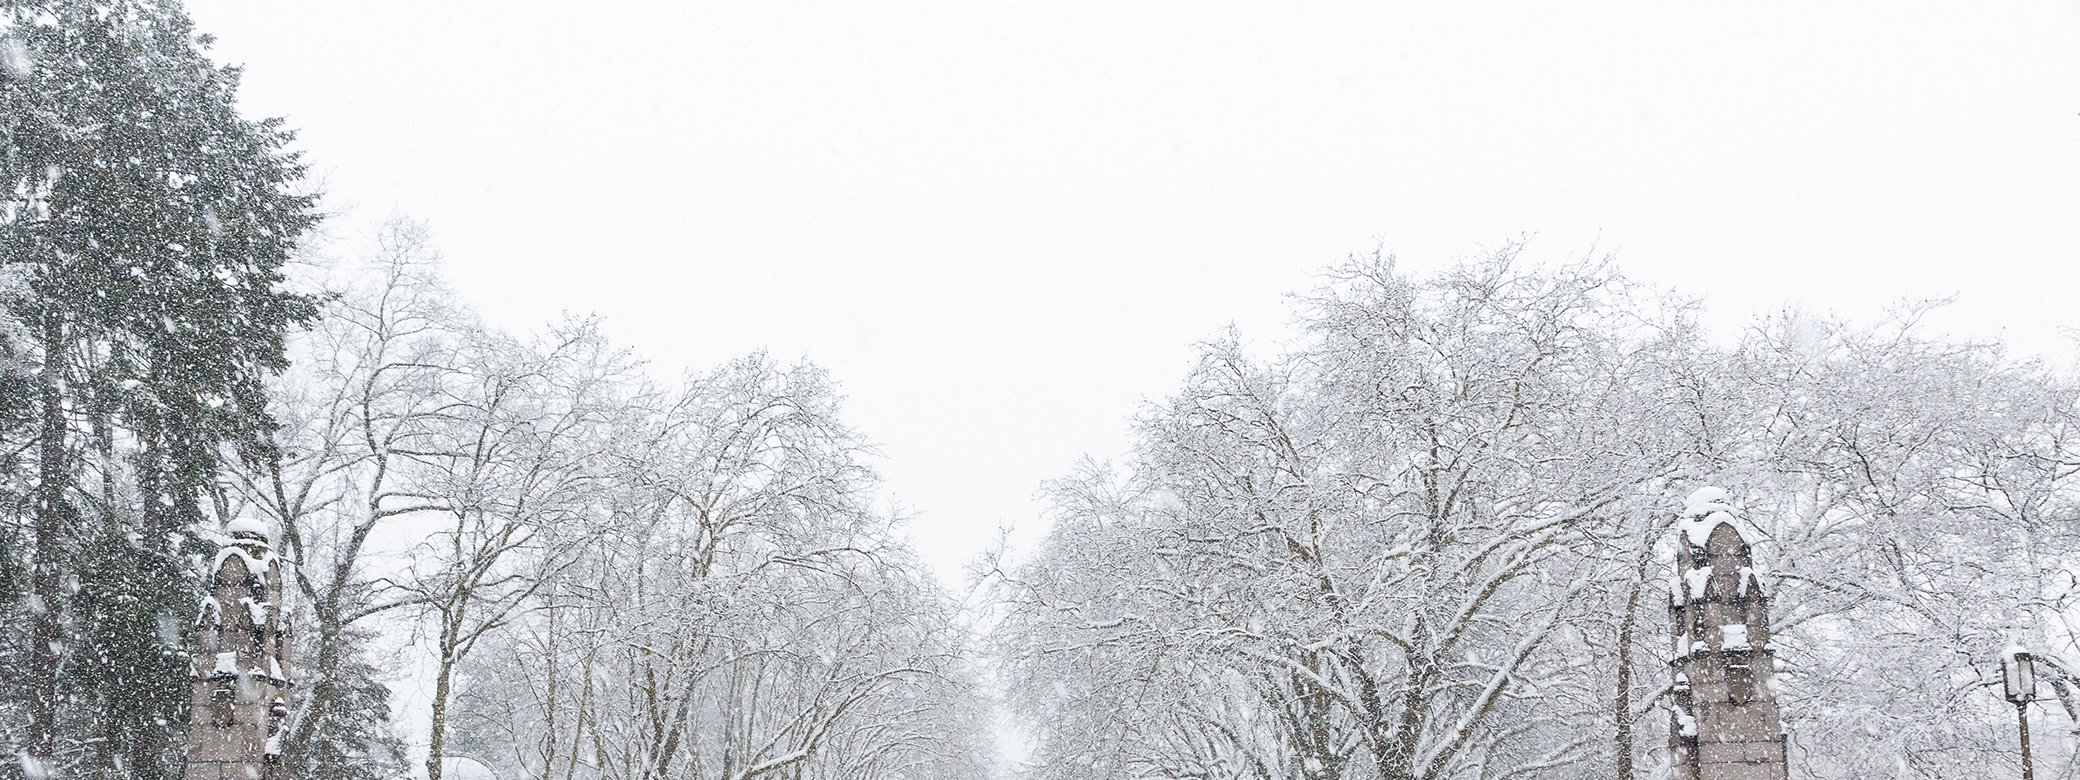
[185,519,292,780]
[1670,488,1786,780]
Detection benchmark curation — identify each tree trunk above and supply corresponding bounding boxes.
[1613,567,1643,780]
[427,649,455,780]
[28,312,69,771]
[1614,513,1667,780]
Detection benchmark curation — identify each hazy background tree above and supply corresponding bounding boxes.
[401,315,634,780]
[445,355,996,780]
[227,220,462,780]
[223,230,997,780]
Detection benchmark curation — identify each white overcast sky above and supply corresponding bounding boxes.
[184,0,2080,589]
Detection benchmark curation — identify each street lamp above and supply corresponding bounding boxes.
[2003,644,2036,780]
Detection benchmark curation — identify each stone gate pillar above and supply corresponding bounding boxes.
[184,517,291,780]
[1670,487,1787,780]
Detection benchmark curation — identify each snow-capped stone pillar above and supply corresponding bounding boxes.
[1669,487,1786,780]
[184,517,291,780]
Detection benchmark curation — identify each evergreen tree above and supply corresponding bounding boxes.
[290,625,407,780]
[0,2,318,777]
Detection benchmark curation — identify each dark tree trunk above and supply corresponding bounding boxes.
[1613,568,1643,780]
[28,312,69,769]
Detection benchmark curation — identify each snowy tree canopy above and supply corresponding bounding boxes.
[992,251,2080,780]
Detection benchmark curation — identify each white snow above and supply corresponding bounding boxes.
[0,36,29,80]
[214,651,238,676]
[18,751,49,780]
[1721,624,1750,651]
[268,656,286,684]
[439,757,502,780]
[196,596,221,626]
[1675,707,1697,738]
[1684,566,1713,600]
[1738,566,1761,597]
[1683,486,1730,516]
[2002,640,2026,663]
[224,517,269,541]
[212,544,275,582]
[240,597,270,627]
[1674,671,1690,692]
[2003,640,2035,701]
[1679,512,1740,548]
[1677,486,1749,548]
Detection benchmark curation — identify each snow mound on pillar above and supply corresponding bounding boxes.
[1684,486,1731,515]
[438,756,500,780]
[1677,486,1751,549]
[224,516,269,543]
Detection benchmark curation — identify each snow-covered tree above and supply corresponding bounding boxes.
[445,355,996,780]
[996,251,1712,780]
[228,220,464,780]
[388,314,636,780]
[996,253,2080,780]
[1699,309,2080,779]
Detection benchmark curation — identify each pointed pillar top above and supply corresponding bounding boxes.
[1678,485,1749,549]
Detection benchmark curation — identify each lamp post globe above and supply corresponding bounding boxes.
[2003,643,2037,780]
